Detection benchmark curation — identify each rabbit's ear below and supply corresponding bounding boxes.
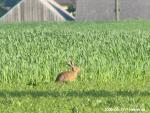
[67,60,73,67]
[70,60,75,66]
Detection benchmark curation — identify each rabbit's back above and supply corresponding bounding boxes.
[55,71,77,82]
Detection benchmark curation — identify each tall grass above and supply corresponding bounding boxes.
[0,22,150,83]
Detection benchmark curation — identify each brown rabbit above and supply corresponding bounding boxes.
[55,60,80,82]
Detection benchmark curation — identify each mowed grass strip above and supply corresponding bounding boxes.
[0,80,149,113]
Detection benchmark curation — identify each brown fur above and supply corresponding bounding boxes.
[55,61,80,82]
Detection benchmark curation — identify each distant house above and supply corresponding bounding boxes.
[0,0,74,23]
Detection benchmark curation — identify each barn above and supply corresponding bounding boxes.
[0,0,74,23]
[76,0,150,21]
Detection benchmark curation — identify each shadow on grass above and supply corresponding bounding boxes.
[0,90,149,97]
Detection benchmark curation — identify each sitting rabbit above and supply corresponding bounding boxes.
[55,60,80,82]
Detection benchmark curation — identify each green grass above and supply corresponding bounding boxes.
[0,21,150,83]
[0,81,149,113]
[0,21,150,112]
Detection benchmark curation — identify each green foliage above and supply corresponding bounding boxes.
[0,21,149,113]
[0,81,149,113]
[0,21,150,83]
[67,4,76,13]
[0,0,4,3]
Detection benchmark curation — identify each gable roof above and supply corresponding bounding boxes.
[0,0,74,23]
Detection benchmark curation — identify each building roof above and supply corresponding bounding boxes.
[0,0,74,23]
[4,0,77,7]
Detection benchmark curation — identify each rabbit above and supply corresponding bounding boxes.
[55,60,80,82]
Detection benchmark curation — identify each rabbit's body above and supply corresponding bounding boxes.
[55,71,78,82]
[55,61,80,82]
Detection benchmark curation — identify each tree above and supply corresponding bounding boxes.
[67,4,76,13]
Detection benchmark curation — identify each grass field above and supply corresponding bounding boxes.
[0,21,150,113]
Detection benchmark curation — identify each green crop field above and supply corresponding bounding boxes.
[0,21,150,113]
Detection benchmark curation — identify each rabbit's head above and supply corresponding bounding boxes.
[67,60,80,74]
